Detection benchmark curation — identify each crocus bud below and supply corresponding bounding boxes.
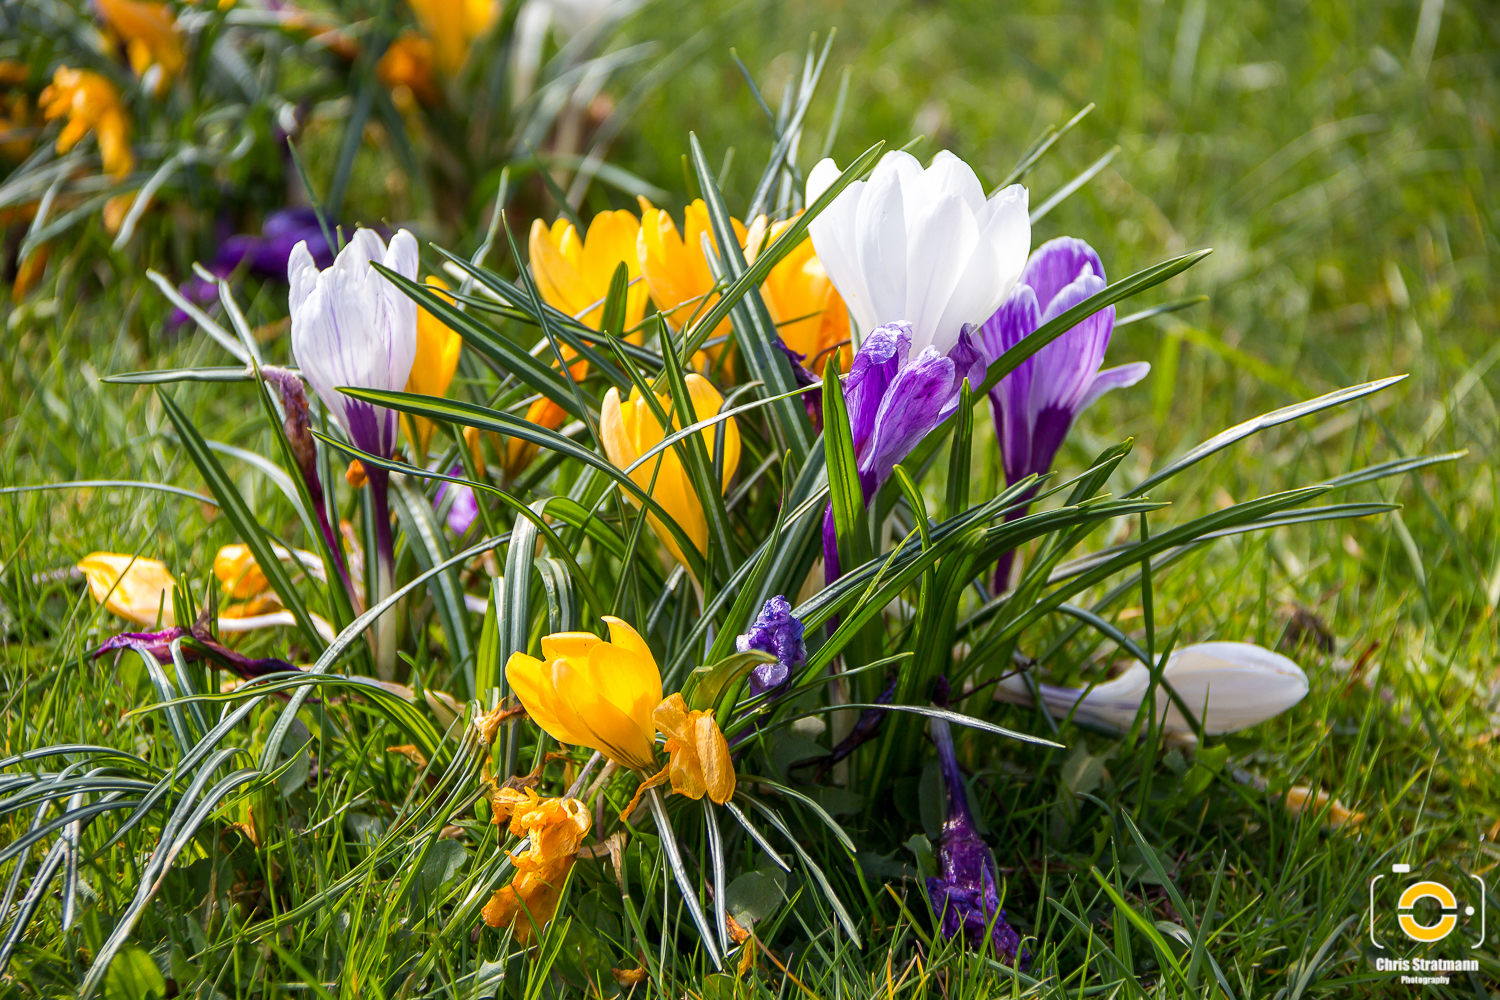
[734,595,805,695]
[997,641,1309,737]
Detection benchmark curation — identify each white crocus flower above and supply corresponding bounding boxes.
[996,642,1309,738]
[289,228,419,460]
[806,149,1031,356]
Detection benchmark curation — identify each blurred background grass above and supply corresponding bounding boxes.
[3,0,1499,993]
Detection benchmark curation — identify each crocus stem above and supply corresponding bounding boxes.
[367,466,398,679]
[930,716,974,829]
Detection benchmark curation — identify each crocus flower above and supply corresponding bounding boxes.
[489,786,593,872]
[482,857,572,944]
[806,150,1030,356]
[600,373,740,571]
[77,552,175,626]
[404,275,464,458]
[735,595,805,695]
[994,641,1309,738]
[506,617,664,772]
[290,227,418,677]
[213,543,327,600]
[289,227,419,461]
[434,470,479,535]
[376,34,438,107]
[39,68,134,180]
[652,693,735,803]
[637,198,750,366]
[822,322,986,579]
[506,211,648,476]
[745,215,851,373]
[979,236,1149,533]
[405,0,498,76]
[170,209,336,329]
[530,212,649,332]
[979,238,1148,590]
[95,0,185,86]
[927,715,1028,966]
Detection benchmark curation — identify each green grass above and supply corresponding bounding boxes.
[4,0,1499,997]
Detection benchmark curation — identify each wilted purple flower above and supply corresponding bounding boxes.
[435,469,480,535]
[94,625,299,680]
[170,209,334,328]
[774,338,823,429]
[735,595,805,695]
[979,238,1149,589]
[822,321,986,579]
[926,715,1027,967]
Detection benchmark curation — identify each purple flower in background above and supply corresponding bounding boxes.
[926,714,1028,967]
[822,321,986,580]
[979,238,1149,589]
[735,595,806,695]
[170,209,334,328]
[435,470,480,535]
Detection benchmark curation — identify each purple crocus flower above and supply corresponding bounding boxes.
[435,469,480,535]
[978,238,1149,590]
[822,321,986,580]
[170,209,334,328]
[926,714,1028,967]
[735,595,805,695]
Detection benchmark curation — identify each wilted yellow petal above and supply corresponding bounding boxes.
[1283,785,1365,830]
[653,692,735,804]
[77,552,175,626]
[214,544,269,599]
[482,858,572,944]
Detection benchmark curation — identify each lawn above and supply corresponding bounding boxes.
[2,0,1497,996]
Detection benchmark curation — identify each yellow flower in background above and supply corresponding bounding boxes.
[600,373,740,568]
[95,0,186,86]
[746,215,852,373]
[214,544,269,600]
[490,787,592,871]
[77,552,176,626]
[0,63,35,162]
[652,693,735,803]
[376,34,438,108]
[403,276,464,457]
[506,617,663,772]
[636,198,749,367]
[406,0,498,77]
[40,68,134,180]
[504,212,648,476]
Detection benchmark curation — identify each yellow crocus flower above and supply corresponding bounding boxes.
[403,276,463,457]
[376,33,438,107]
[599,373,740,569]
[746,215,852,374]
[213,544,269,600]
[77,552,176,626]
[95,0,186,85]
[636,198,749,367]
[504,212,648,476]
[505,617,663,772]
[490,787,592,871]
[39,68,134,180]
[529,213,649,332]
[653,693,735,803]
[406,0,498,77]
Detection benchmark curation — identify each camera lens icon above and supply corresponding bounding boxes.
[1370,864,1486,950]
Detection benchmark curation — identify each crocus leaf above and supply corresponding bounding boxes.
[685,649,777,712]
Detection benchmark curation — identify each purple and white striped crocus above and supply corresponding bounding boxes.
[927,714,1028,967]
[822,321,986,580]
[979,237,1150,589]
[289,227,418,677]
